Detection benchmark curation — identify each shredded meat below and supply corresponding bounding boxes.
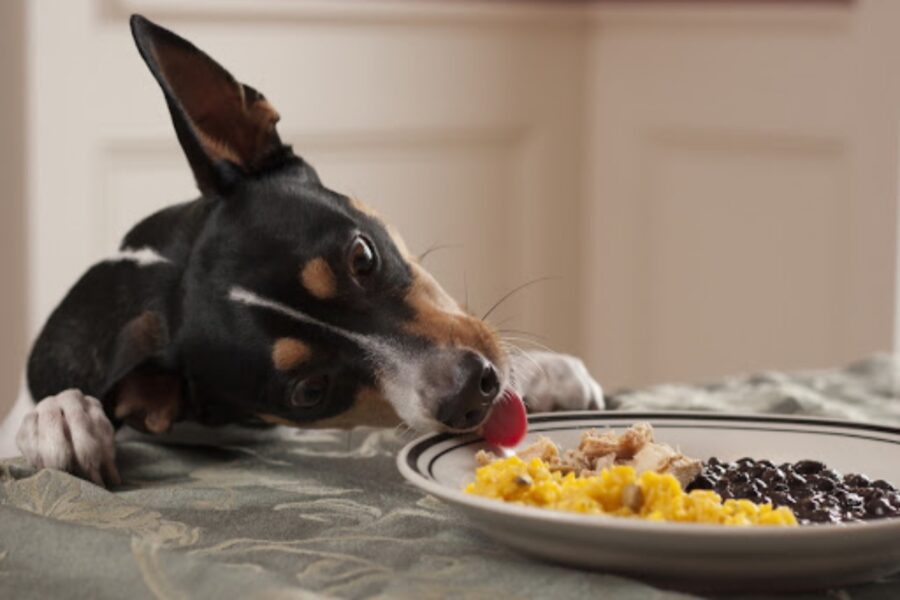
[517,436,560,463]
[489,423,702,487]
[475,450,498,467]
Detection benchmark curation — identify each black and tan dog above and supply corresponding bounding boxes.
[15,15,603,487]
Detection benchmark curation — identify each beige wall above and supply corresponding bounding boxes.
[0,0,27,422]
[580,1,900,389]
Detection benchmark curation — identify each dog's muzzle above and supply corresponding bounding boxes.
[433,350,501,431]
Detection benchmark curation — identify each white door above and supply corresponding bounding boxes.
[580,1,900,388]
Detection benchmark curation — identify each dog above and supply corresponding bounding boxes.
[14,15,603,487]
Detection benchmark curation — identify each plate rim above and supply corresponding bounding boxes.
[397,410,900,537]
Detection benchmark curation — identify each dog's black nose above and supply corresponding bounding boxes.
[436,352,501,430]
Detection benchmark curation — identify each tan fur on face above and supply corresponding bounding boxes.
[405,263,504,368]
[349,198,503,367]
[256,386,401,429]
[301,257,337,299]
[272,338,312,372]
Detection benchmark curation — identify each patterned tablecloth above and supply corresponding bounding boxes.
[2,355,900,599]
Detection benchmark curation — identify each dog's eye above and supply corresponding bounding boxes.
[348,235,377,279]
[291,374,330,408]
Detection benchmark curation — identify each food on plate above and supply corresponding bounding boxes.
[470,422,900,526]
[465,456,797,526]
[689,457,900,524]
[477,422,703,487]
[468,424,796,526]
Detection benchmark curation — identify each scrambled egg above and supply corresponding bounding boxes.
[465,456,797,526]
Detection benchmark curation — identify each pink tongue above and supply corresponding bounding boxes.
[480,390,528,448]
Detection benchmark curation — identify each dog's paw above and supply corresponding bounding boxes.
[512,351,604,413]
[15,389,120,487]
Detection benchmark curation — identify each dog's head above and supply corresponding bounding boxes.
[128,16,513,433]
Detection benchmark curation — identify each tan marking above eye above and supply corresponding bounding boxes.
[349,196,379,219]
[255,386,401,429]
[404,263,504,368]
[301,257,337,299]
[272,337,312,372]
[348,196,412,260]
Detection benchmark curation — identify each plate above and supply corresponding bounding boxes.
[397,411,900,592]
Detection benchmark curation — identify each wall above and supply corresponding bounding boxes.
[0,0,27,423]
[580,1,900,389]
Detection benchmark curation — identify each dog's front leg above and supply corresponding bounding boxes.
[511,351,604,412]
[15,389,120,487]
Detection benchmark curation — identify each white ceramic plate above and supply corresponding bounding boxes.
[397,412,900,592]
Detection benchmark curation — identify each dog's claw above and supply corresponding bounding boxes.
[16,389,119,487]
[512,351,604,413]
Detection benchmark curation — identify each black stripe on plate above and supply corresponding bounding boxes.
[526,412,900,435]
[403,413,900,479]
[423,424,900,479]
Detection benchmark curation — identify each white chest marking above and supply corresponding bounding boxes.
[106,247,170,266]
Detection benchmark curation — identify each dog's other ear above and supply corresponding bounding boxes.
[130,14,298,195]
[103,310,184,434]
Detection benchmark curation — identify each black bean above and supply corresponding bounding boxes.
[769,492,796,507]
[860,488,884,500]
[835,491,864,508]
[844,473,872,488]
[815,478,836,492]
[794,460,826,475]
[820,469,841,482]
[763,468,786,484]
[796,497,819,512]
[698,457,899,524]
[730,472,750,485]
[866,497,893,518]
[748,465,766,479]
[788,473,808,488]
[688,475,716,491]
[718,488,734,500]
[873,480,896,492]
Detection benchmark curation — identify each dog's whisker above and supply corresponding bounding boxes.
[498,328,549,342]
[514,349,547,380]
[463,270,470,313]
[500,335,556,355]
[481,276,558,321]
[499,341,548,384]
[418,243,461,263]
[491,315,518,329]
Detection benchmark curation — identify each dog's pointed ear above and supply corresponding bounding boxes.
[130,14,297,194]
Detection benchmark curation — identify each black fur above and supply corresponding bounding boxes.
[27,15,436,429]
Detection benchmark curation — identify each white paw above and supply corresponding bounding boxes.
[512,351,604,413]
[15,389,121,487]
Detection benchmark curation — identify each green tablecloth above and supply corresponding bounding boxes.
[3,355,900,599]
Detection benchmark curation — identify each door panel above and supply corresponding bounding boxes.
[581,2,900,388]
